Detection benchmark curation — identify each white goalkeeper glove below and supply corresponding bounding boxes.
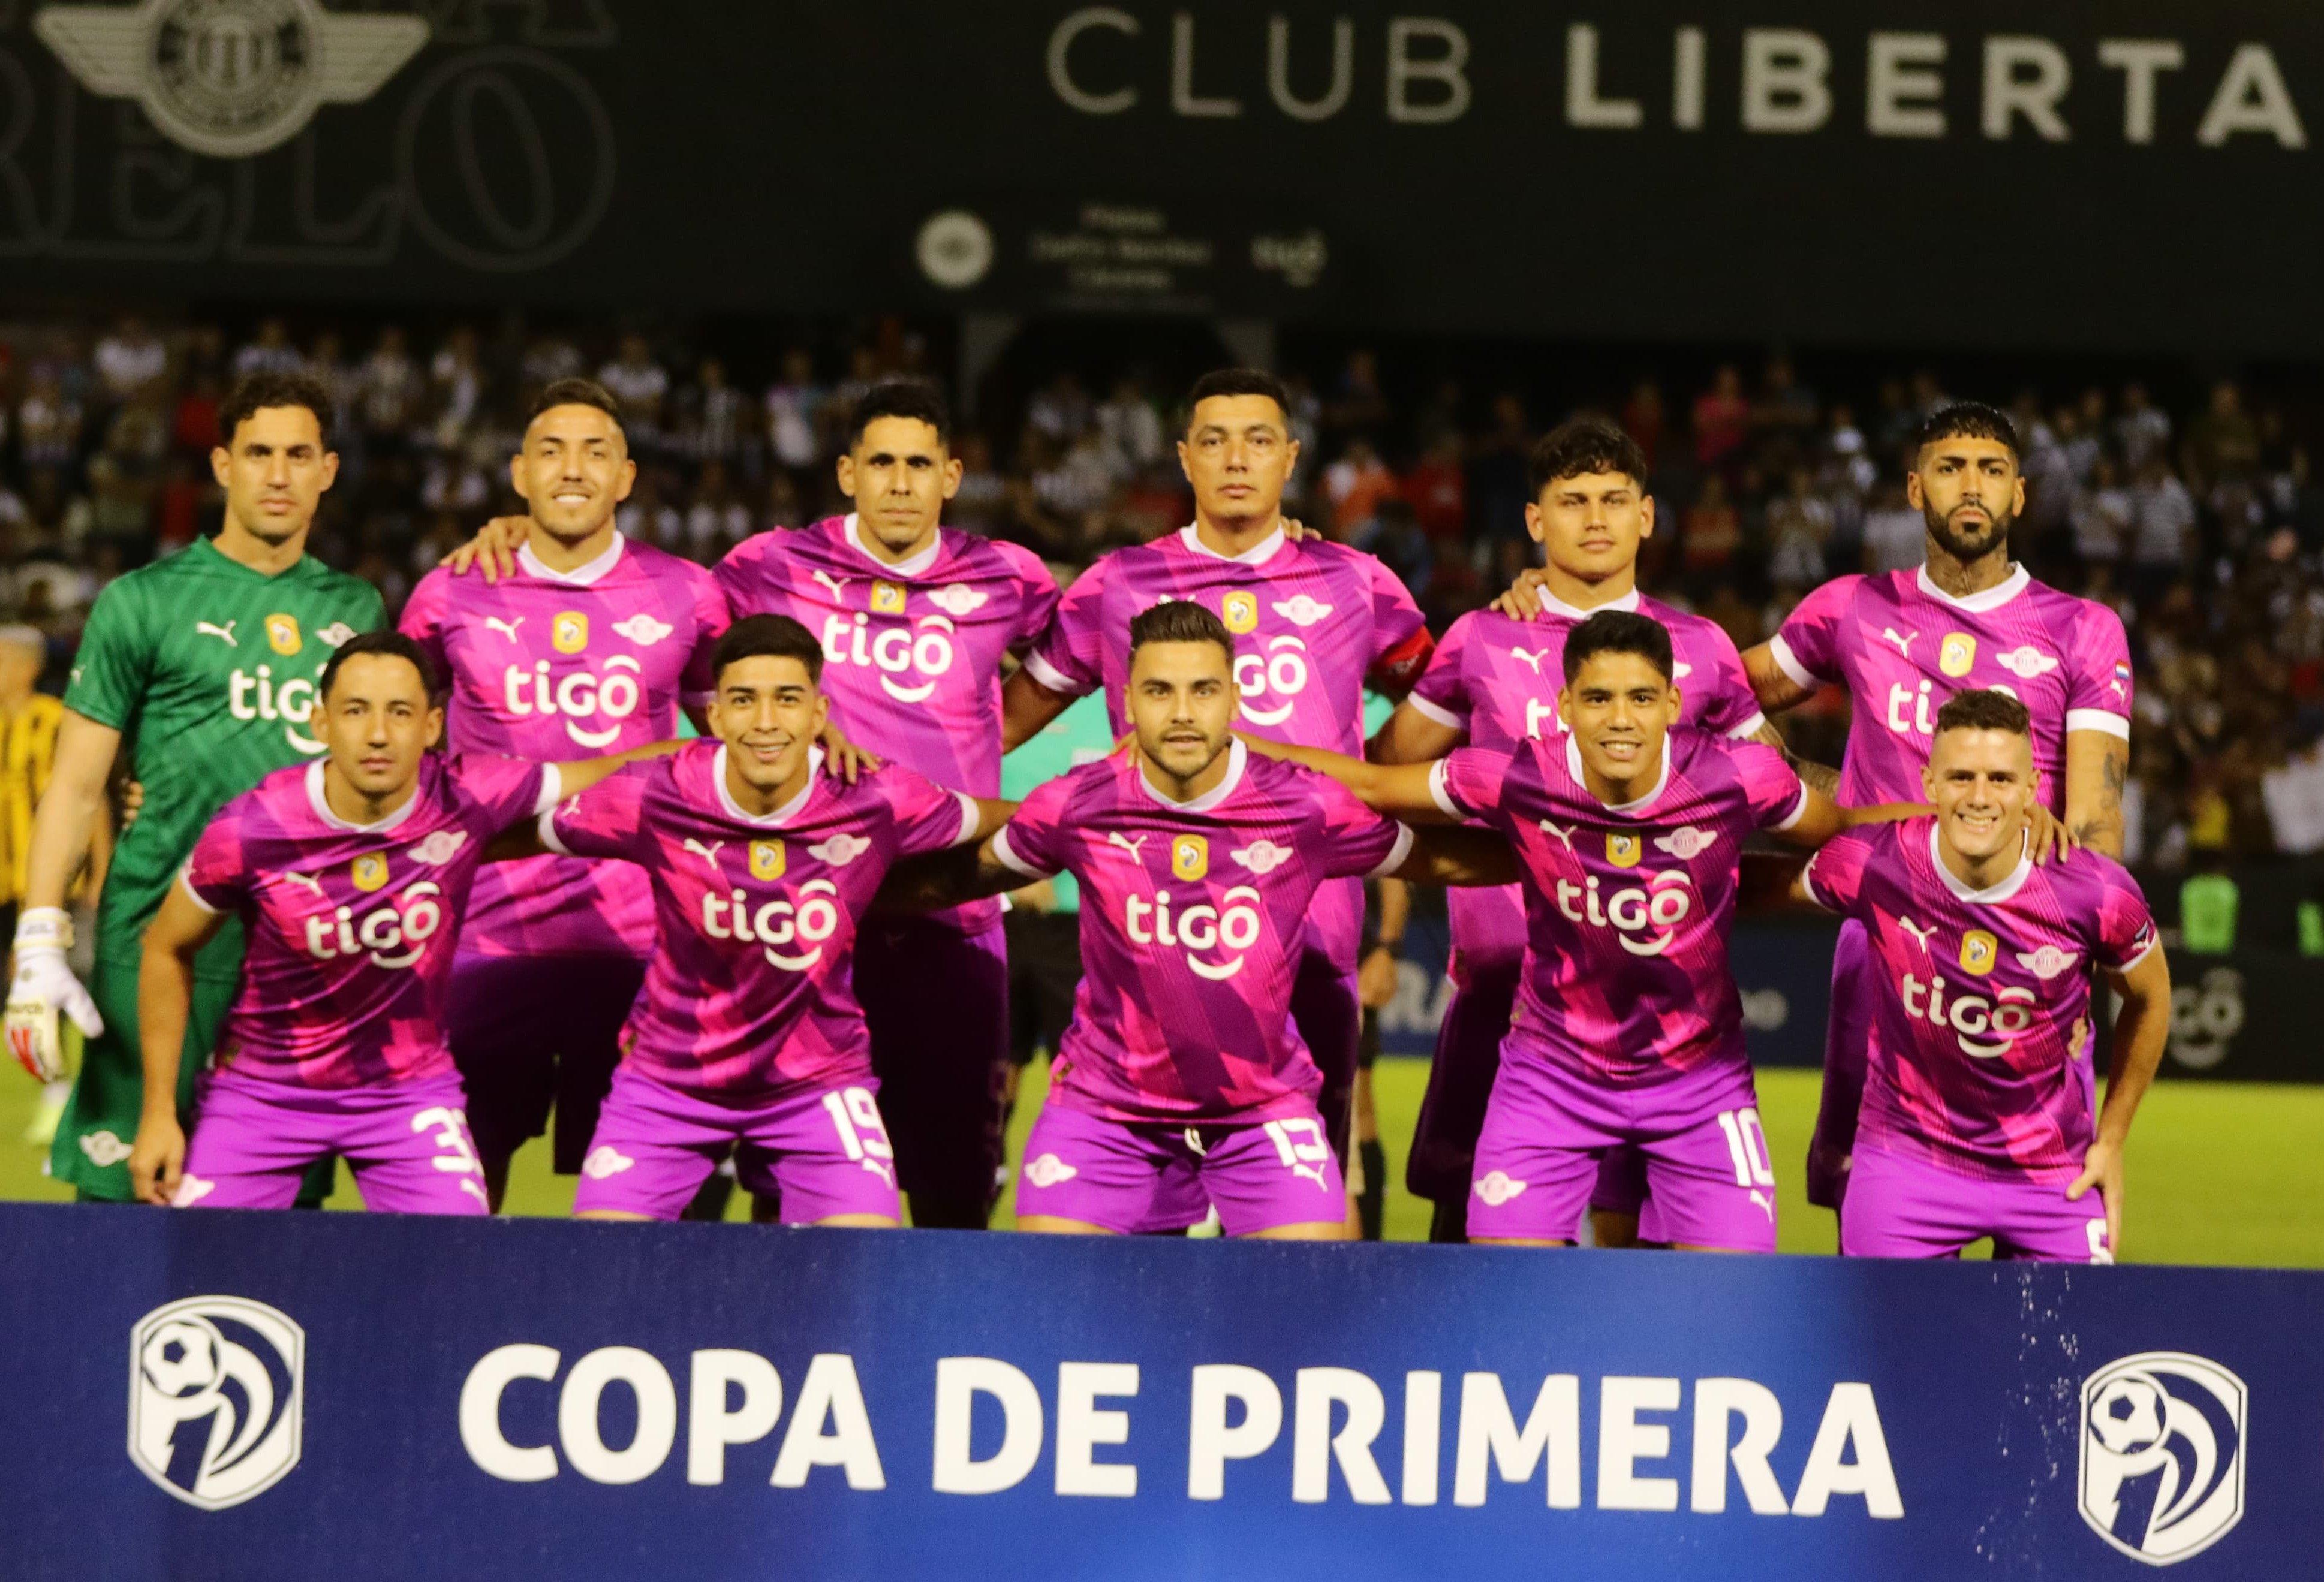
[6,907,101,1082]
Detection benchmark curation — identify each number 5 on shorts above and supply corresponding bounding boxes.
[1715,1107,1776,1189]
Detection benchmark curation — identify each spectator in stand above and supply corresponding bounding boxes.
[360,326,422,450]
[17,367,83,471]
[1621,379,1666,469]
[1026,370,1091,444]
[92,317,167,403]
[949,431,1007,537]
[1755,352,1819,439]
[615,473,681,549]
[1858,477,1923,575]
[1680,472,1741,582]
[680,357,747,466]
[230,317,302,379]
[2073,458,2133,571]
[597,332,668,450]
[2117,381,2172,471]
[1466,391,1532,580]
[1323,436,1397,539]
[1765,465,1832,590]
[1413,378,1466,455]
[764,348,827,481]
[2185,379,2261,492]
[1402,433,1467,550]
[520,332,583,394]
[1693,363,1749,475]
[2129,456,2198,605]
[685,459,751,562]
[1095,374,1163,475]
[1324,348,1390,446]
[429,324,486,451]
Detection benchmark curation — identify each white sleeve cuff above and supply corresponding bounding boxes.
[2066,709,2131,740]
[1020,649,1086,698]
[952,790,981,846]
[177,864,218,915]
[1428,759,1466,819]
[1797,859,1832,912]
[1404,692,1467,730]
[1726,710,1769,740]
[1771,779,1811,833]
[989,824,1052,880]
[1368,822,1417,879]
[537,805,574,857]
[532,763,564,818]
[2111,935,2160,975]
[1768,634,1818,691]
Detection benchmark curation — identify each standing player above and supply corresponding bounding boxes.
[1374,419,1769,1242]
[1742,404,2132,1212]
[1244,612,1917,1249]
[1796,691,2168,1262]
[401,379,727,1210]
[538,616,1010,1225]
[124,634,663,1210]
[896,601,1512,1239]
[11,372,383,1203]
[1002,368,1434,1165]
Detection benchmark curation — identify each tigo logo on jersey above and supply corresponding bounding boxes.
[350,854,389,893]
[1172,835,1209,881]
[1939,633,1976,678]
[129,1295,303,1511]
[1221,591,1259,634]
[871,580,907,615]
[265,614,301,655]
[2079,1352,2245,1566]
[750,840,786,882]
[552,612,589,654]
[1959,930,1998,976]
[1606,831,1643,869]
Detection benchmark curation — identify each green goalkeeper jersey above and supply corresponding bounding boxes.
[64,537,384,972]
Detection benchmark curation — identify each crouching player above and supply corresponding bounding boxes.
[893,600,1512,1240]
[127,633,665,1212]
[541,615,1009,1225]
[1244,611,1929,1250]
[1796,689,2168,1263]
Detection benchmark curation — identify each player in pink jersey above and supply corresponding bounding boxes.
[124,633,669,1212]
[538,615,1010,1225]
[1376,420,1772,1243]
[887,600,1511,1237]
[1243,611,1928,1250]
[1741,404,2133,1215]
[401,379,729,1210]
[1796,690,2169,1262]
[711,382,1059,1228]
[1001,369,1434,1180]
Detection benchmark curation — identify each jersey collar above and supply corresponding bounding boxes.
[305,758,421,836]
[517,534,624,586]
[1914,562,2030,614]
[1564,731,1671,815]
[1929,822,2033,904]
[1178,522,1286,565]
[1137,738,1247,813]
[1532,584,1641,623]
[843,513,944,579]
[712,745,824,826]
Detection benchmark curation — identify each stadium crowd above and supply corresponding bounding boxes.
[0,310,2313,867]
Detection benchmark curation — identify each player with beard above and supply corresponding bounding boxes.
[1741,405,2132,1216]
[1001,369,1433,1179]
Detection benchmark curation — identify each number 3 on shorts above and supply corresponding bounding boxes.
[1715,1107,1776,1189]
[411,1105,483,1177]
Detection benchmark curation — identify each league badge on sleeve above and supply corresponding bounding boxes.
[1171,834,1209,881]
[1939,633,1977,678]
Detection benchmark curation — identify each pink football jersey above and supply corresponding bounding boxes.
[715,514,1058,930]
[1431,732,1807,1092]
[402,538,727,957]
[1771,565,2132,812]
[182,755,555,1089]
[1804,819,2157,1184]
[542,741,979,1099]
[1408,590,1768,962]
[994,742,1410,1125]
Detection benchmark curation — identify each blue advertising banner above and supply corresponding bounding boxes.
[4,1201,2317,1580]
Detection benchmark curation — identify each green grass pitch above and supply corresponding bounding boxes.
[5,1063,2317,1267]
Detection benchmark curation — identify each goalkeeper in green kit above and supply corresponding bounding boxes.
[8,372,383,1201]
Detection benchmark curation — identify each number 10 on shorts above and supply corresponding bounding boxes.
[1715,1107,1776,1189]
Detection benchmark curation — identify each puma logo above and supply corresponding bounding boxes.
[812,570,854,601]
[484,616,525,642]
[195,620,237,647]
[682,839,724,873]
[1898,916,1936,950]
[1510,647,1550,674]
[1537,819,1576,853]
[281,872,324,894]
[1182,1126,1208,1157]
[1106,832,1149,861]
[1880,628,1917,658]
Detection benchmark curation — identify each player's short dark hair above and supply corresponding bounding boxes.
[845,379,950,449]
[1934,688,2031,739]
[217,370,335,450]
[1128,598,1233,667]
[1561,610,1673,683]
[1916,401,2019,460]
[529,376,625,433]
[712,613,824,686]
[1528,418,1649,499]
[319,630,436,704]
[1184,367,1290,427]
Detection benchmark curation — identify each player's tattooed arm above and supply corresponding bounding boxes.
[1390,827,1520,887]
[2073,942,2173,1253]
[441,513,534,583]
[1739,641,1819,715]
[1750,718,1841,798]
[128,882,230,1205]
[1233,735,1463,823]
[1368,699,1463,765]
[1000,667,1075,752]
[872,810,1023,915]
[2064,730,2130,859]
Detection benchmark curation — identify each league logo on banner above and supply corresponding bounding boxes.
[2079,1352,2247,1566]
[128,1295,304,1511]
